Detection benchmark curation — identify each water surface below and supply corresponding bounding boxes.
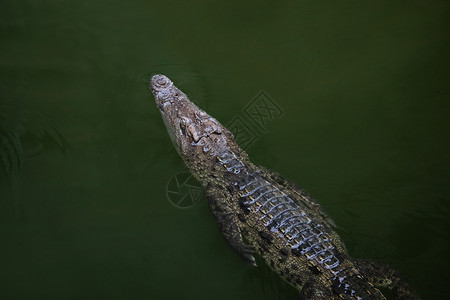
[0,1,449,299]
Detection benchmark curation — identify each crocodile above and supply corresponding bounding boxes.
[149,74,420,300]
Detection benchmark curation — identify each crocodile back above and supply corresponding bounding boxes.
[229,164,385,299]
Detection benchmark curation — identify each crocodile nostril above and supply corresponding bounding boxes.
[156,77,166,86]
[150,74,173,91]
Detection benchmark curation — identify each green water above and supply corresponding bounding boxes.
[1,1,449,299]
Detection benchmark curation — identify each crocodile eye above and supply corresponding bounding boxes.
[179,117,189,133]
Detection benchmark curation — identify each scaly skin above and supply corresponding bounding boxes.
[150,74,420,300]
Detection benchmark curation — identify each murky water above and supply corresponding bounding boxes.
[1,1,449,299]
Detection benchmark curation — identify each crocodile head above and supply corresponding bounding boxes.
[150,74,233,165]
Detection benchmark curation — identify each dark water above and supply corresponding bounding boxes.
[1,1,449,299]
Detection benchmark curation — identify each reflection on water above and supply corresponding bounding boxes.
[0,98,68,186]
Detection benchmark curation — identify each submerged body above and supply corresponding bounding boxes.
[150,74,420,300]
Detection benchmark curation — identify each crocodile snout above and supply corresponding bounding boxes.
[150,74,172,92]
